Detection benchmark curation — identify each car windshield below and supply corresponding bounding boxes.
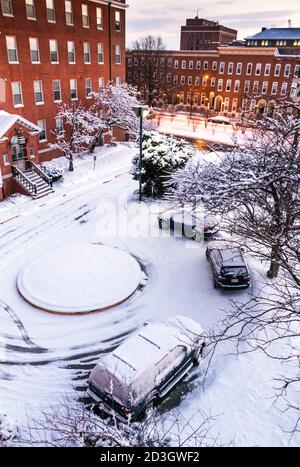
[222,266,248,276]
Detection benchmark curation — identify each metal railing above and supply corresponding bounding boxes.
[12,166,37,195]
[25,160,53,188]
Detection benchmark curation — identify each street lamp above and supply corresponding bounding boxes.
[132,105,151,202]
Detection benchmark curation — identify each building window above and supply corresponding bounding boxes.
[49,39,59,63]
[181,75,185,85]
[253,81,259,93]
[67,41,75,63]
[167,58,172,67]
[37,119,47,141]
[83,42,91,64]
[6,36,18,63]
[294,65,300,77]
[116,76,122,85]
[115,11,121,31]
[97,43,104,63]
[181,60,186,69]
[284,64,291,77]
[173,75,178,84]
[203,61,208,70]
[82,4,89,27]
[236,63,242,75]
[226,79,231,92]
[217,79,223,91]
[262,81,268,94]
[234,80,240,92]
[281,82,288,96]
[29,37,40,63]
[96,7,102,29]
[274,64,281,76]
[232,98,238,112]
[174,60,179,69]
[246,63,253,75]
[3,154,10,165]
[196,61,201,70]
[127,58,132,67]
[46,0,55,22]
[1,0,13,16]
[188,76,193,85]
[189,61,194,70]
[160,57,165,67]
[244,80,250,93]
[212,61,217,71]
[264,64,271,76]
[195,76,200,86]
[211,77,216,87]
[11,81,23,106]
[99,77,105,94]
[228,62,233,74]
[70,79,77,99]
[255,63,262,76]
[167,73,171,83]
[26,0,36,20]
[219,62,225,74]
[53,80,61,101]
[55,117,63,135]
[271,82,278,94]
[65,0,73,25]
[34,80,44,104]
[115,45,121,64]
[85,78,92,98]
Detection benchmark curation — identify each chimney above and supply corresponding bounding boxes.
[261,27,267,32]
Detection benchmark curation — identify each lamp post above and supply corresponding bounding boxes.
[132,105,151,202]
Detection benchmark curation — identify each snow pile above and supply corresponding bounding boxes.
[0,414,17,446]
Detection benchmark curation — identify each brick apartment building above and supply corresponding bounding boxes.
[180,17,237,50]
[0,0,127,201]
[126,22,300,118]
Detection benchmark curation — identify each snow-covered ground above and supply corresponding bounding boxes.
[0,143,299,447]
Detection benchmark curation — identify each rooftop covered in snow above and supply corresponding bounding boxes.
[0,110,41,140]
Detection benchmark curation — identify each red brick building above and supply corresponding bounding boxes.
[127,46,300,118]
[180,17,237,51]
[0,0,127,199]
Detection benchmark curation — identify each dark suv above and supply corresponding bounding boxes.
[206,241,251,289]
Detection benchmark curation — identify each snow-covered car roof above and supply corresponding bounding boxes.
[159,208,218,227]
[207,241,246,267]
[90,316,205,390]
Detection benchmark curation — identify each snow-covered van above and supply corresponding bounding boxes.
[88,316,207,422]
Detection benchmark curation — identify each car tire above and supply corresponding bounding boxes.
[193,232,202,243]
[206,249,210,260]
[141,397,157,420]
[159,219,169,230]
[213,277,219,289]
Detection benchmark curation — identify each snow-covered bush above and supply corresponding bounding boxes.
[41,163,64,182]
[0,414,17,447]
[131,131,194,197]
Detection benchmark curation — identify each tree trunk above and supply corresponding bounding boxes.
[267,244,281,278]
[69,154,74,172]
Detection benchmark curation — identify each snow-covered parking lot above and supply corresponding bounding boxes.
[0,143,299,447]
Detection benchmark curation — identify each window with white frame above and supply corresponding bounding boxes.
[12,82,23,106]
[96,7,102,29]
[196,61,201,70]
[115,45,121,64]
[264,63,271,76]
[167,73,171,83]
[188,76,193,85]
[195,76,200,86]
[65,0,73,25]
[236,63,242,75]
[167,58,172,67]
[262,81,268,94]
[85,78,92,97]
[202,76,208,86]
[224,97,229,111]
[127,58,132,67]
[228,62,233,74]
[82,4,89,27]
[67,41,75,63]
[49,39,59,63]
[284,64,291,77]
[189,61,194,69]
[274,64,281,76]
[181,75,185,85]
[294,64,300,77]
[99,77,105,94]
[70,79,77,99]
[52,79,61,101]
[203,61,208,70]
[253,81,259,93]
[116,76,122,85]
[97,43,104,63]
[181,60,186,69]
[226,79,231,92]
[174,60,179,69]
[271,82,278,94]
[46,0,55,22]
[83,42,91,63]
[173,75,178,84]
[232,98,238,112]
[217,79,223,91]
[244,80,250,93]
[281,82,288,96]
[6,36,18,63]
[26,0,36,19]
[212,61,217,71]
[255,63,262,76]
[37,119,47,141]
[246,63,253,75]
[115,11,121,31]
[234,80,240,92]
[1,0,13,16]
[219,62,225,73]
[210,77,215,87]
[3,154,10,165]
[55,117,63,135]
[29,37,40,63]
[34,80,44,104]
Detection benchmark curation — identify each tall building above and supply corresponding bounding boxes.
[0,0,127,200]
[180,17,237,50]
[246,27,300,55]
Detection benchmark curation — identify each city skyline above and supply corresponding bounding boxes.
[126,0,300,49]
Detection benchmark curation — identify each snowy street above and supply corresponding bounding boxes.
[0,143,299,447]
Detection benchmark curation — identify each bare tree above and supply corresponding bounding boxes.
[130,35,166,107]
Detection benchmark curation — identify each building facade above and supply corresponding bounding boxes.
[0,0,127,198]
[180,17,237,50]
[246,27,300,55]
[127,47,300,118]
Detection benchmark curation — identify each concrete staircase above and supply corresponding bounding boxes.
[25,171,54,200]
[12,162,54,200]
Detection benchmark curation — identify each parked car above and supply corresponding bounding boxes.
[208,116,231,125]
[158,208,219,241]
[206,241,251,289]
[88,316,207,422]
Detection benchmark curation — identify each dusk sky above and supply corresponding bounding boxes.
[126,0,300,49]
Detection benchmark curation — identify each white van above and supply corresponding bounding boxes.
[88,315,207,422]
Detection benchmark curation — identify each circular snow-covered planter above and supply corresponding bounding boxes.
[17,245,142,315]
